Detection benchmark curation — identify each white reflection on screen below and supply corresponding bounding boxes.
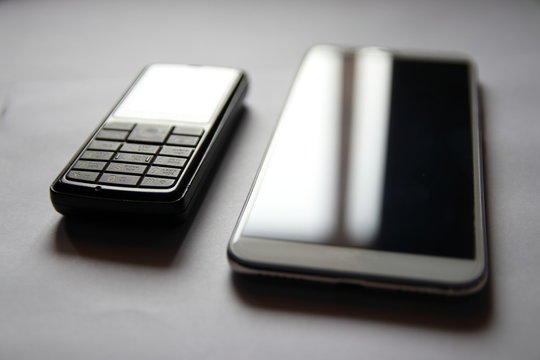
[114,64,239,123]
[243,46,393,246]
[345,48,392,243]
[243,46,343,242]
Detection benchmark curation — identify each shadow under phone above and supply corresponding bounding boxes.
[54,215,187,267]
[53,106,249,268]
[230,270,493,332]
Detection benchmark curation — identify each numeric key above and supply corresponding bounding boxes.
[99,173,140,186]
[114,153,153,164]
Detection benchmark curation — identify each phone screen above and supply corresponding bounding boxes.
[113,64,240,123]
[242,47,476,259]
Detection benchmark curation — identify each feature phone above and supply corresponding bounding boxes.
[51,64,248,217]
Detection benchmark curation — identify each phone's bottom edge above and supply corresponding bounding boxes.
[228,254,488,297]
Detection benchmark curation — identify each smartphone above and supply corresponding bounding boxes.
[50,64,248,217]
[228,45,487,295]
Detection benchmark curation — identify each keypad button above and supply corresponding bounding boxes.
[160,146,193,158]
[67,170,99,182]
[96,129,129,141]
[106,163,147,175]
[81,150,114,161]
[153,156,186,168]
[120,143,159,154]
[127,124,172,144]
[103,122,135,131]
[73,160,107,171]
[114,153,153,164]
[147,166,181,178]
[88,140,122,151]
[140,177,175,188]
[166,135,199,147]
[172,126,204,136]
[99,173,140,186]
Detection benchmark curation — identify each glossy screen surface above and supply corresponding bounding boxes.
[114,64,239,123]
[242,46,475,259]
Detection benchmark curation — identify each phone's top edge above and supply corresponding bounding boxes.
[140,63,247,75]
[304,43,476,64]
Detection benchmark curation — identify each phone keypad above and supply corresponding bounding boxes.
[65,122,204,189]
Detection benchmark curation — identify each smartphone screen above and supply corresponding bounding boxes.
[240,47,478,261]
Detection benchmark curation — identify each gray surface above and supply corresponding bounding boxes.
[1,0,539,359]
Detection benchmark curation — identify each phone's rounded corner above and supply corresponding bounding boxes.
[226,245,248,274]
[227,235,261,272]
[227,237,245,265]
[463,262,489,295]
[468,271,489,296]
[436,260,488,296]
[49,181,60,196]
[238,71,249,90]
[306,43,340,53]
[49,189,73,218]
